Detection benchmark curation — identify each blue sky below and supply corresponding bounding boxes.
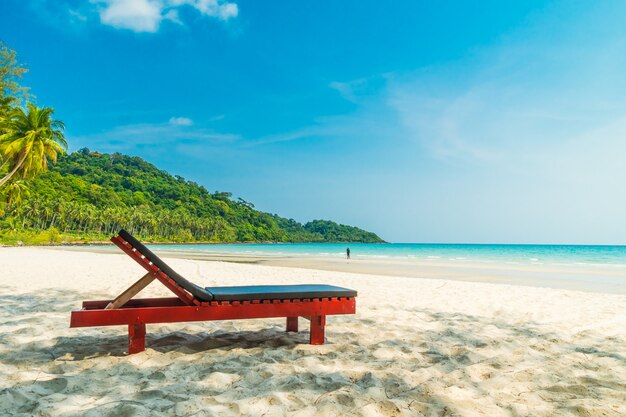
[2,0,626,244]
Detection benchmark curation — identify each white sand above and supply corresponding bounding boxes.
[1,248,625,416]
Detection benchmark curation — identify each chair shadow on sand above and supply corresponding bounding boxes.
[50,327,311,360]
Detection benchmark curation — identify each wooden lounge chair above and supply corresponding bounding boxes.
[70,230,357,354]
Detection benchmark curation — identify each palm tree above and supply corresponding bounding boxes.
[0,96,15,123]
[0,103,66,188]
[1,179,30,206]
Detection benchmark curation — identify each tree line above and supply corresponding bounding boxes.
[0,149,383,243]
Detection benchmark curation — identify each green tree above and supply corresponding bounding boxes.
[0,41,29,117]
[1,41,30,178]
[1,179,30,206]
[0,104,67,187]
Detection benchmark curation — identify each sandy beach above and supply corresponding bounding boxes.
[1,247,626,416]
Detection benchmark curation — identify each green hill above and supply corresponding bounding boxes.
[0,149,384,244]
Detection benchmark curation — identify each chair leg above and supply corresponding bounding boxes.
[286,316,299,332]
[128,323,146,354]
[309,315,325,345]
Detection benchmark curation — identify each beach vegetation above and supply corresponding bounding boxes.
[0,104,67,187]
[0,41,29,115]
[0,150,385,244]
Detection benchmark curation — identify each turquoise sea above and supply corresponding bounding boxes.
[148,243,626,267]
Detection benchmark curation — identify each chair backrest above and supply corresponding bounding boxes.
[118,229,214,301]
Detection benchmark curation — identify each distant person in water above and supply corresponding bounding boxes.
[346,247,351,259]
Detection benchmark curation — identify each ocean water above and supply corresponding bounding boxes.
[148,242,626,267]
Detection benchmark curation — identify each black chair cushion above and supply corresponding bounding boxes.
[207,284,357,301]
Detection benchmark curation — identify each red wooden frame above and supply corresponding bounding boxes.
[70,233,357,354]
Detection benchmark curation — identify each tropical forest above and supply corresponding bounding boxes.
[0,42,383,245]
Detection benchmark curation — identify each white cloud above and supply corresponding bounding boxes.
[68,9,88,22]
[98,0,163,32]
[170,0,238,20]
[329,79,367,103]
[94,0,238,33]
[169,116,193,126]
[162,9,182,25]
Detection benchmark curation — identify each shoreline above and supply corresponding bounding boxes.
[0,238,389,247]
[51,245,626,295]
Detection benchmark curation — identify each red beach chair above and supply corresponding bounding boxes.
[70,230,357,354]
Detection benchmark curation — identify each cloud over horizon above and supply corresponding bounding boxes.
[169,116,193,126]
